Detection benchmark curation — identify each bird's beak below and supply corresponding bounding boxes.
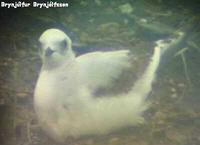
[45,47,54,57]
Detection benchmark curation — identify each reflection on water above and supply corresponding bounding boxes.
[0,0,199,145]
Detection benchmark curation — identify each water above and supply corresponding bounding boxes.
[0,0,199,145]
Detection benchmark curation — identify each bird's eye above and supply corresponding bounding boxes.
[60,40,67,52]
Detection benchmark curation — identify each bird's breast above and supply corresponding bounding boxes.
[34,64,85,115]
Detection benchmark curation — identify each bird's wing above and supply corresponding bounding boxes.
[76,50,130,90]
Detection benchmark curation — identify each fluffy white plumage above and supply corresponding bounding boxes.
[34,29,184,142]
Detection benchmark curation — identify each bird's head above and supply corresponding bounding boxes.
[38,29,74,69]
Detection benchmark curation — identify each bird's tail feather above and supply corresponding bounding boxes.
[130,31,185,101]
[87,32,185,134]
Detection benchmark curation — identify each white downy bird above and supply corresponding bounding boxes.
[34,29,184,142]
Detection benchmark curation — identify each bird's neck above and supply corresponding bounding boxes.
[41,49,76,71]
